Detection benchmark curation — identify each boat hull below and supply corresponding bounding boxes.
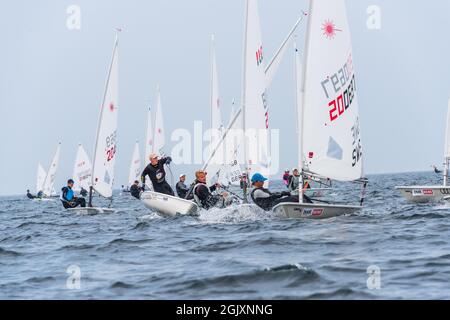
[395,186,450,203]
[273,202,362,220]
[67,207,117,214]
[140,191,199,217]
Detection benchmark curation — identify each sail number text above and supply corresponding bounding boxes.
[105,131,117,162]
[321,55,356,122]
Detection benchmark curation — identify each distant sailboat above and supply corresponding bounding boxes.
[273,0,366,219]
[396,100,450,203]
[128,141,141,187]
[72,143,92,193]
[42,143,61,197]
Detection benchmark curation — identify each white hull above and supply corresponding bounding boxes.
[140,191,199,217]
[395,186,450,203]
[273,202,362,220]
[67,207,117,214]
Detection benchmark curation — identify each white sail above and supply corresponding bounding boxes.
[300,0,363,182]
[206,35,226,186]
[36,163,46,193]
[129,141,142,186]
[210,35,223,133]
[153,86,165,155]
[242,0,271,182]
[295,44,304,172]
[91,35,119,198]
[145,106,154,162]
[72,144,92,192]
[42,143,61,196]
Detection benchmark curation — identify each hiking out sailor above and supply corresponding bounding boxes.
[60,179,86,209]
[283,170,290,187]
[141,153,175,196]
[26,190,36,199]
[176,174,189,199]
[129,180,141,200]
[432,165,442,174]
[288,168,301,195]
[191,170,229,209]
[250,173,312,211]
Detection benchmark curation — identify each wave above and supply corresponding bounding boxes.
[165,263,319,293]
[110,281,136,289]
[0,247,22,257]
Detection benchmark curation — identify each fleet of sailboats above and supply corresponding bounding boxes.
[34,0,440,219]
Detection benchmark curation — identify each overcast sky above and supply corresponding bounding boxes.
[1,0,450,196]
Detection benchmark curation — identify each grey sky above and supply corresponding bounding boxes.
[1,0,450,196]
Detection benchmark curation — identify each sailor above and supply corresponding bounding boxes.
[26,190,36,199]
[60,179,86,209]
[288,168,301,195]
[282,169,290,187]
[250,173,312,211]
[129,180,141,200]
[191,170,228,209]
[432,165,442,174]
[176,174,189,199]
[141,154,175,196]
[79,187,88,197]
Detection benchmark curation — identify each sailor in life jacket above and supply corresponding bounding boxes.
[250,173,312,211]
[191,170,228,209]
[60,179,86,209]
[288,168,301,195]
[141,153,175,196]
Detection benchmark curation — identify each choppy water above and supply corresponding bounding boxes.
[1,172,450,300]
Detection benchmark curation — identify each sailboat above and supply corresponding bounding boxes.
[42,143,61,198]
[395,100,450,203]
[140,86,199,217]
[272,0,366,219]
[128,141,141,187]
[72,143,92,193]
[69,32,120,213]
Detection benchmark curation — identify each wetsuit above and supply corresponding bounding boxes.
[141,157,175,196]
[80,188,88,197]
[193,181,221,209]
[61,186,86,209]
[176,181,189,199]
[251,187,311,211]
[27,192,36,199]
[288,175,300,194]
[129,184,141,200]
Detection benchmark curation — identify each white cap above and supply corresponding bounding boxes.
[179,174,186,178]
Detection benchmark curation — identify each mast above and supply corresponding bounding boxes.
[89,30,120,207]
[298,2,313,204]
[241,0,250,202]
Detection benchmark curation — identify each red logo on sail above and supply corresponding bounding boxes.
[322,20,342,39]
[109,102,115,112]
